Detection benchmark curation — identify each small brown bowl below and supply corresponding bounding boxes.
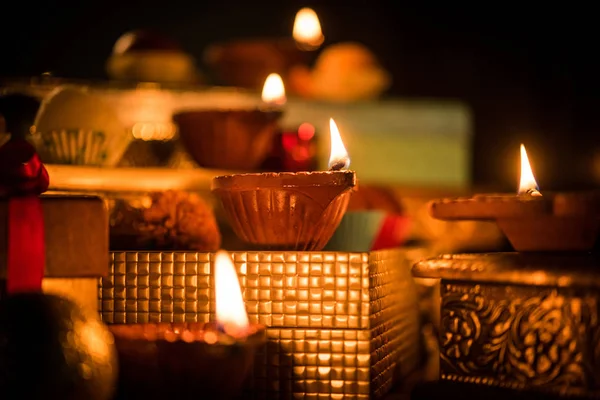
[212,171,357,250]
[109,322,265,400]
[204,38,310,90]
[430,192,600,252]
[173,109,282,170]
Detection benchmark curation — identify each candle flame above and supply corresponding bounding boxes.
[518,144,541,195]
[293,8,324,49]
[214,251,249,331]
[328,118,350,170]
[261,73,286,106]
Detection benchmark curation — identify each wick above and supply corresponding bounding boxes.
[525,188,542,197]
[329,160,348,171]
[216,322,227,334]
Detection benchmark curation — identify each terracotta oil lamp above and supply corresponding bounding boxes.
[430,144,600,252]
[173,74,285,170]
[204,8,324,90]
[212,118,356,251]
[109,251,265,400]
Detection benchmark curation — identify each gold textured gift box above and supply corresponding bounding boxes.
[99,248,423,399]
[0,194,108,311]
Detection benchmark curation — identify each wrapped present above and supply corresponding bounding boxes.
[0,137,109,311]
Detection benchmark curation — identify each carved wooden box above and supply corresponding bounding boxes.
[413,253,600,398]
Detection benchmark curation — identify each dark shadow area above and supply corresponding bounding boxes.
[0,3,598,190]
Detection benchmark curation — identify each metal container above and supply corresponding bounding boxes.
[413,252,600,398]
[100,248,423,399]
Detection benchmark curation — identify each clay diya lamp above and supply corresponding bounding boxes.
[173,74,285,170]
[212,118,356,251]
[430,145,600,252]
[203,8,324,90]
[109,252,265,400]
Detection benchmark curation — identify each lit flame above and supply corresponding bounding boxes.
[293,8,324,49]
[214,251,249,332]
[328,118,350,170]
[261,73,286,106]
[518,144,541,196]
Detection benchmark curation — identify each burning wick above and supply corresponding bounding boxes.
[525,188,542,196]
[328,118,350,171]
[518,144,542,197]
[214,250,249,337]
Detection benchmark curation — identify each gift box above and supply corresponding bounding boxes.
[99,247,424,399]
[0,194,108,310]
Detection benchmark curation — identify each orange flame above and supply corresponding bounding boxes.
[328,118,350,170]
[261,73,286,106]
[293,8,324,49]
[518,144,541,196]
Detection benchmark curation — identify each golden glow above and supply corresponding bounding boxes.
[261,73,286,106]
[293,8,324,49]
[328,118,350,170]
[518,144,541,195]
[131,122,177,141]
[113,32,136,55]
[214,251,249,331]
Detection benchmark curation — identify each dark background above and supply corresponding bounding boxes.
[1,1,597,190]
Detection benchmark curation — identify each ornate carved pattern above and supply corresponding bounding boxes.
[440,283,600,396]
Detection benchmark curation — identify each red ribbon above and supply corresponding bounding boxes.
[0,139,49,294]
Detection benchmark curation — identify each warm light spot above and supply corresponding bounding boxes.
[261,73,286,106]
[293,8,324,49]
[113,32,136,55]
[518,144,541,195]
[214,251,249,332]
[282,134,298,151]
[328,118,350,170]
[204,330,218,344]
[530,271,548,285]
[298,122,315,141]
[131,122,177,141]
[292,146,310,161]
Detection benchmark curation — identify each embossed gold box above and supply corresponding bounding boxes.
[99,248,423,399]
[413,253,600,399]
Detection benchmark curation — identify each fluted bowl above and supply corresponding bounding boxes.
[212,171,357,250]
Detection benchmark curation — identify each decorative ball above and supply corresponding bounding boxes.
[34,86,123,135]
[0,293,118,400]
[106,30,200,84]
[111,30,182,54]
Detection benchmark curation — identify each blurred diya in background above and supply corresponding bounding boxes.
[173,73,285,170]
[204,7,324,90]
[212,118,356,250]
[109,251,265,400]
[430,144,600,252]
